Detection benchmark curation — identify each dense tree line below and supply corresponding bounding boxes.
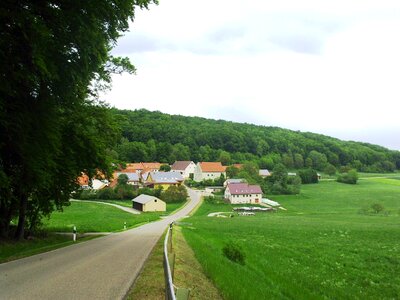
[111,109,400,172]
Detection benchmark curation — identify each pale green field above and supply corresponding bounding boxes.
[182,178,400,299]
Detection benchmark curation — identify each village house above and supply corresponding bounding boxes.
[109,171,140,188]
[132,194,166,212]
[145,171,184,189]
[224,183,263,204]
[259,169,271,177]
[171,161,196,179]
[193,162,227,182]
[223,178,247,187]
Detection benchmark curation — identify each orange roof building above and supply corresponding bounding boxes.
[194,162,227,182]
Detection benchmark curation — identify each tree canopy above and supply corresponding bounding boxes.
[0,0,156,239]
[111,109,400,172]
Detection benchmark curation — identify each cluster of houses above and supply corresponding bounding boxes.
[78,161,274,208]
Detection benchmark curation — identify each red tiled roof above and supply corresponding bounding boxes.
[227,183,262,195]
[77,174,89,186]
[233,164,243,169]
[171,161,193,170]
[127,163,144,170]
[142,162,162,170]
[199,162,226,172]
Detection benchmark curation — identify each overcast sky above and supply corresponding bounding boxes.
[101,0,400,151]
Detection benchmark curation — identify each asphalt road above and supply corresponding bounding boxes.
[0,188,203,300]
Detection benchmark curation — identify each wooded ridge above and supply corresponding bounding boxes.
[111,109,400,172]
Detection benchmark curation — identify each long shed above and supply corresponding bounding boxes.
[132,194,166,212]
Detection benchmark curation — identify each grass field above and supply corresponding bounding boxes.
[75,199,188,214]
[0,234,99,264]
[43,201,161,233]
[182,178,400,299]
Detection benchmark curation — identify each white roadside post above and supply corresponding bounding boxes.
[124,222,127,230]
[73,226,77,242]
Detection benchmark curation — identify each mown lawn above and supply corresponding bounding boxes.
[182,178,400,299]
[43,201,161,233]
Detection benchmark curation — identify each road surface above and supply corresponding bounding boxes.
[0,188,203,300]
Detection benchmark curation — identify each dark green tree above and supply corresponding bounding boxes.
[0,0,156,239]
[159,164,171,172]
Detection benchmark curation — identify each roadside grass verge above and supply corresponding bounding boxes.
[127,234,165,300]
[173,226,223,299]
[128,226,223,300]
[182,180,400,299]
[0,234,100,264]
[43,201,161,233]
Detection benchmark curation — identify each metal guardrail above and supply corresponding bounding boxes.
[163,223,190,300]
[164,223,176,300]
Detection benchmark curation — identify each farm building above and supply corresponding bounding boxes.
[171,161,196,178]
[194,162,227,182]
[145,171,184,189]
[225,183,263,204]
[224,178,247,187]
[132,194,166,212]
[259,169,271,177]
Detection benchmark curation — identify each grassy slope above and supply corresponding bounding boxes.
[182,178,400,300]
[43,201,161,232]
[128,227,222,300]
[0,235,99,264]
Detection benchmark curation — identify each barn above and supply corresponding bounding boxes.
[132,194,166,212]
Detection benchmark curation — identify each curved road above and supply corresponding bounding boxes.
[0,188,203,300]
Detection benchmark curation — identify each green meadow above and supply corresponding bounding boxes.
[182,178,400,299]
[43,201,171,233]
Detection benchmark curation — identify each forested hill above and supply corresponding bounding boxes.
[111,109,400,172]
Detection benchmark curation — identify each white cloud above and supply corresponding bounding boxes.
[102,0,400,150]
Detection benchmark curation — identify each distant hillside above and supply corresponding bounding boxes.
[110,109,400,172]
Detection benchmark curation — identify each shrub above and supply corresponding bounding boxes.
[222,241,246,265]
[96,188,118,200]
[160,185,188,203]
[337,170,358,184]
[298,169,319,184]
[78,189,97,200]
[371,203,384,214]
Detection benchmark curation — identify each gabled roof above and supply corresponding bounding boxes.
[77,174,89,186]
[149,171,184,184]
[225,178,246,185]
[259,169,271,176]
[115,172,139,181]
[127,163,144,170]
[132,194,163,204]
[171,161,194,171]
[199,162,226,172]
[227,183,262,195]
[142,162,162,170]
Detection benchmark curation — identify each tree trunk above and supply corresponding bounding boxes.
[0,203,12,239]
[14,194,27,240]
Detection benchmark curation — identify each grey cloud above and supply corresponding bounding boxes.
[268,34,323,54]
[112,33,171,55]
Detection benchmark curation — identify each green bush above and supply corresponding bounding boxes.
[160,185,188,203]
[222,241,246,265]
[337,170,358,184]
[96,188,118,200]
[78,189,97,200]
[298,168,319,184]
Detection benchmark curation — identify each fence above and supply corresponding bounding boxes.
[163,223,190,300]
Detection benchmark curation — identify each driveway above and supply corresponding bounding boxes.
[0,188,203,299]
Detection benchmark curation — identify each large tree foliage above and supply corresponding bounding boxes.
[0,0,156,239]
